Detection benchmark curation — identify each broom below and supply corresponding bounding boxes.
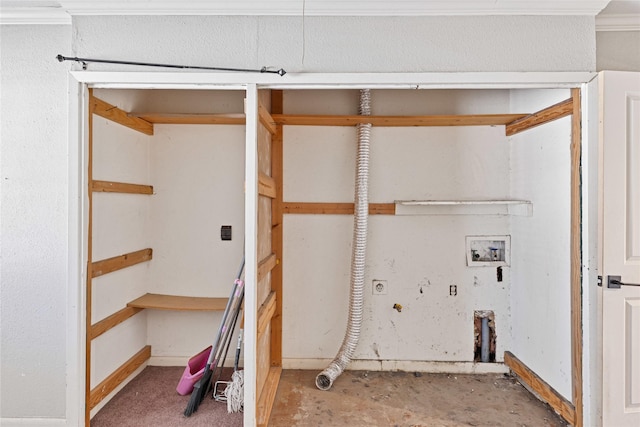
[184,257,245,417]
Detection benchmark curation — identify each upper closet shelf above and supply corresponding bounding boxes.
[129,113,245,125]
[92,93,574,136]
[270,114,527,127]
[128,113,528,127]
[395,200,532,216]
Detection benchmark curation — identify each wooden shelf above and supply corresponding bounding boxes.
[395,200,532,216]
[125,112,530,128]
[127,293,228,311]
[129,113,245,125]
[271,113,528,127]
[92,180,153,195]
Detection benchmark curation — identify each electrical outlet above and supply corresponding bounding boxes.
[450,285,458,296]
[372,280,387,295]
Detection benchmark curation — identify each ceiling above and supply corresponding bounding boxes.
[1,0,639,29]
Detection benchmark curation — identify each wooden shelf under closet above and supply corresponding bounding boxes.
[127,293,228,311]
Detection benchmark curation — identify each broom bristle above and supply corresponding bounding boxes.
[184,369,212,417]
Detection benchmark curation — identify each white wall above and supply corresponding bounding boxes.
[71,16,595,72]
[0,25,71,420]
[509,89,573,400]
[282,89,513,366]
[90,89,153,388]
[90,89,246,362]
[597,30,640,71]
[147,123,245,358]
[1,13,598,423]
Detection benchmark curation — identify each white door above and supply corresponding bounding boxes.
[601,70,640,427]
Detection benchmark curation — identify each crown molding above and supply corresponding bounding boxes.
[57,1,610,16]
[596,13,640,31]
[0,6,71,24]
[0,0,614,25]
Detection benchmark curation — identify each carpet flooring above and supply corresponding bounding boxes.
[91,366,243,427]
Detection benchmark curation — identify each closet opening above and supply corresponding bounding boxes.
[76,81,585,427]
[84,87,248,426]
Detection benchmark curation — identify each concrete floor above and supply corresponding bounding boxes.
[269,370,568,427]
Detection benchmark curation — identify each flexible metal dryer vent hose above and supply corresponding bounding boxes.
[316,89,371,391]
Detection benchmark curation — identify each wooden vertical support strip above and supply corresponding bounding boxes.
[504,351,576,425]
[86,88,94,426]
[89,345,151,410]
[570,87,583,427]
[270,89,284,368]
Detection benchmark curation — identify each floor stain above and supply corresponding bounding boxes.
[269,370,568,427]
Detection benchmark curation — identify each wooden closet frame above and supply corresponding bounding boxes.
[79,80,586,427]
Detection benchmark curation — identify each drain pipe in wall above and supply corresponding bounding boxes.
[315,89,371,391]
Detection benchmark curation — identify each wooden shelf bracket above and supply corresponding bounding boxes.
[91,95,154,135]
[505,98,573,136]
[91,248,153,278]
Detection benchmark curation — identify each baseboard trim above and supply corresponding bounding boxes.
[149,356,243,367]
[504,351,575,425]
[148,356,190,366]
[89,362,148,418]
[283,358,509,374]
[0,418,67,426]
[152,357,509,374]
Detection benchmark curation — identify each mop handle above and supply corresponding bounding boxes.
[212,295,243,379]
[234,313,244,371]
[211,281,245,370]
[203,255,245,369]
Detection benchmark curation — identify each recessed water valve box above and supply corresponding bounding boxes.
[466,235,510,267]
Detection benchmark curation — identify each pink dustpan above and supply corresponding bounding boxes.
[176,346,212,395]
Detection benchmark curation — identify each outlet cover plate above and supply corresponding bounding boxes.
[372,280,387,295]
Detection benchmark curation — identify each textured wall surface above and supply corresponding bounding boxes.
[510,89,574,400]
[0,12,607,423]
[282,89,513,367]
[72,15,596,72]
[0,25,72,419]
[597,30,640,71]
